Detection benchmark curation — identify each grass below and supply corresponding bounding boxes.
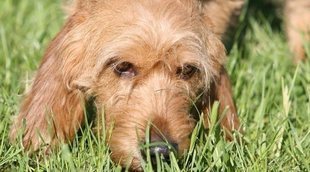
[0,0,309,171]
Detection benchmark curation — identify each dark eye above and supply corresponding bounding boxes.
[177,64,198,80]
[113,61,137,78]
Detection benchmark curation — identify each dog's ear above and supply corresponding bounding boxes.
[202,67,241,140]
[10,18,87,150]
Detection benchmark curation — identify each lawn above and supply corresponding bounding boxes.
[0,0,309,171]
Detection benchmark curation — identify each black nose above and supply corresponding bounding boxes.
[141,123,179,165]
[142,142,178,164]
[150,144,170,159]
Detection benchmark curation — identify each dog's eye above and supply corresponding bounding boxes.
[113,61,137,78]
[177,64,198,80]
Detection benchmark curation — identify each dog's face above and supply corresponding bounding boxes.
[59,0,225,169]
[9,0,229,170]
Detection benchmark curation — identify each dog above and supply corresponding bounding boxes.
[9,0,309,170]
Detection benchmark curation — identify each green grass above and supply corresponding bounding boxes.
[1,0,310,171]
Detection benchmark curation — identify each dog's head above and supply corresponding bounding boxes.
[58,0,227,169]
[12,0,239,170]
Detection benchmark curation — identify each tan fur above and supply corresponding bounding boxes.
[10,0,244,170]
[285,0,310,62]
[201,0,244,39]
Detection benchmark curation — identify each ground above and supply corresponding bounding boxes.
[0,0,309,171]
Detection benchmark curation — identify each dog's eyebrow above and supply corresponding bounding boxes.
[105,57,119,66]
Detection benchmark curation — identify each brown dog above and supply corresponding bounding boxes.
[10,0,309,170]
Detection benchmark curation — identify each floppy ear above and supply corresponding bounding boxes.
[214,67,240,139]
[201,67,241,140]
[10,17,87,151]
[196,0,242,139]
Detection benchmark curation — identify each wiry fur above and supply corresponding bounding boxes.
[23,0,310,170]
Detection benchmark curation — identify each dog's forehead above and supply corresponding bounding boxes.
[96,1,204,66]
[82,0,218,83]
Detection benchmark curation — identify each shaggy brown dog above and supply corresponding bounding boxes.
[10,0,309,170]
